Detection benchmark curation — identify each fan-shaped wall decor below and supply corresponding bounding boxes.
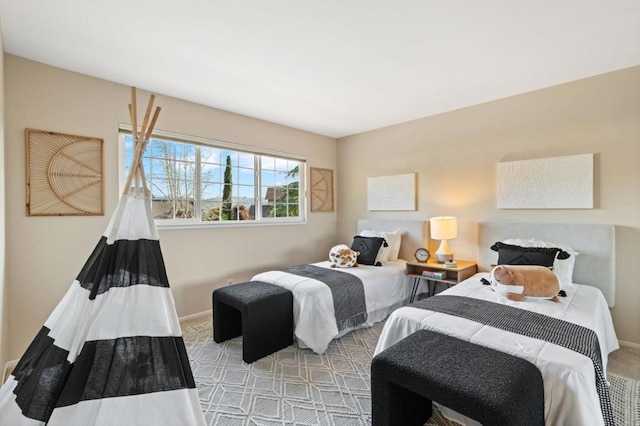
[310,167,334,212]
[26,129,104,216]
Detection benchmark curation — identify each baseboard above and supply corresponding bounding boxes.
[3,359,18,384]
[179,310,212,323]
[619,340,640,350]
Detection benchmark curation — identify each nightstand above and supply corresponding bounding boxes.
[405,260,478,301]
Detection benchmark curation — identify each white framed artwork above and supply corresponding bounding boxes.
[367,173,416,211]
[497,153,594,209]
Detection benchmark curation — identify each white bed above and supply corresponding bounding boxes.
[374,222,619,426]
[252,219,426,354]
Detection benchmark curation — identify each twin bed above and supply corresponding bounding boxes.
[249,220,618,425]
[252,219,426,354]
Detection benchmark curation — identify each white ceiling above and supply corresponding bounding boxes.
[1,1,639,138]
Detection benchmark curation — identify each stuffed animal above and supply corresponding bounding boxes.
[328,244,359,268]
[490,265,560,302]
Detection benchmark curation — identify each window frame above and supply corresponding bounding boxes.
[119,125,307,228]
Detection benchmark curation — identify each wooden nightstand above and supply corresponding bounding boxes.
[405,260,478,301]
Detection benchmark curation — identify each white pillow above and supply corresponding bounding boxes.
[359,230,402,263]
[502,238,579,288]
[381,230,402,261]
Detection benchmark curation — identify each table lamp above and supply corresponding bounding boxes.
[430,216,457,263]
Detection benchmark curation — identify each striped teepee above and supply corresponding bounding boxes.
[0,89,206,425]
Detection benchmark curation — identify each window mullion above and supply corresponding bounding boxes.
[195,146,202,222]
[255,155,261,221]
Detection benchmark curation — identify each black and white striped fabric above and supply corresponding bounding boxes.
[281,264,367,331]
[0,195,206,425]
[411,295,615,426]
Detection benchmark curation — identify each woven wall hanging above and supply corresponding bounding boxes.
[26,129,104,216]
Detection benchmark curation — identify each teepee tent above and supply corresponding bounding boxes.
[0,89,206,425]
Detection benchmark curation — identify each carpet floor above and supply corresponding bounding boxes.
[183,320,640,426]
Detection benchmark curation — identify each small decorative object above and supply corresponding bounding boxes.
[444,261,458,268]
[26,129,104,216]
[421,270,447,280]
[310,167,334,212]
[414,248,430,263]
[367,173,416,211]
[430,216,458,263]
[328,244,359,268]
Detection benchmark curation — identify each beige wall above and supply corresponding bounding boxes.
[4,53,639,364]
[337,66,640,346]
[0,25,7,368]
[4,54,337,360]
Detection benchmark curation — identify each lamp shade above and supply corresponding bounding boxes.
[430,217,458,240]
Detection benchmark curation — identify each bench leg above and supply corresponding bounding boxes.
[242,298,293,363]
[213,299,242,343]
[371,372,432,426]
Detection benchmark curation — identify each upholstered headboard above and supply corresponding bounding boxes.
[357,219,427,262]
[478,222,616,307]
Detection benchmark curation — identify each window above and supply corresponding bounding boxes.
[121,130,305,226]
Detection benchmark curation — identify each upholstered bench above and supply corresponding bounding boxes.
[371,329,544,426]
[212,281,293,363]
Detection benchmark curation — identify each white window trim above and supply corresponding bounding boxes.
[118,124,307,228]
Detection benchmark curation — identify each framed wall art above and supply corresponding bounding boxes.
[497,153,593,209]
[26,128,104,216]
[310,167,334,212]
[367,173,416,211]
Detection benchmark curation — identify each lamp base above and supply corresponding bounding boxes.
[435,239,454,263]
[435,253,453,263]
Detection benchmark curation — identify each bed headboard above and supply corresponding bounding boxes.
[478,222,616,307]
[357,219,427,262]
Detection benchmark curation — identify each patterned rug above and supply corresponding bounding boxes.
[183,320,640,426]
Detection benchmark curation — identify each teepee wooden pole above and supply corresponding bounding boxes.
[128,104,138,142]
[130,87,138,141]
[139,94,155,139]
[144,107,161,141]
[122,87,161,196]
[134,169,140,195]
[138,163,150,196]
[122,140,146,196]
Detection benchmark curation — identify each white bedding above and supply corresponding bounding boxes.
[375,272,619,426]
[252,259,414,354]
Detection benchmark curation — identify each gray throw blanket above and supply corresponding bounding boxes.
[281,265,367,332]
[411,295,614,426]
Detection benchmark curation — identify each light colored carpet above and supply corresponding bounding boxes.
[185,320,379,425]
[609,346,640,380]
[183,319,640,426]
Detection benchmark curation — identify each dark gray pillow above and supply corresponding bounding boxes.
[351,236,387,266]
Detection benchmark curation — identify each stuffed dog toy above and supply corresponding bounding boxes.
[329,244,359,268]
[490,265,560,302]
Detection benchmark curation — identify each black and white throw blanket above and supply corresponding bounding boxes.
[411,295,614,426]
[282,264,368,332]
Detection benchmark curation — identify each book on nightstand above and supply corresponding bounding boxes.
[421,270,447,280]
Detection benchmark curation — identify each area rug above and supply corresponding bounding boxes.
[183,320,640,426]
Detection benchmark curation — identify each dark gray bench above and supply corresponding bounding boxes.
[212,281,293,363]
[371,329,544,426]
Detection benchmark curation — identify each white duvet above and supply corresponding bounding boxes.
[252,260,414,354]
[374,272,619,426]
